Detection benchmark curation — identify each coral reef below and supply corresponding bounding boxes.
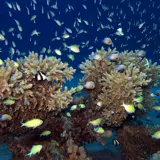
[0,52,80,159]
[79,47,160,126]
[0,47,160,160]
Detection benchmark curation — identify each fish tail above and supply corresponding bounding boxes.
[20,122,24,127]
[26,152,32,157]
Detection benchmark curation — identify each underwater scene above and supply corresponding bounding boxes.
[0,0,160,159]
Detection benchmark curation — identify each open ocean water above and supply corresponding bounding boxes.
[0,0,160,159]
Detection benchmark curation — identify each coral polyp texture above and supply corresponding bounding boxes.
[79,47,160,126]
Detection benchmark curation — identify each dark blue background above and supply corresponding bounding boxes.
[0,0,159,70]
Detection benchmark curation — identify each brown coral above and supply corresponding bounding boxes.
[66,138,92,160]
[117,124,160,160]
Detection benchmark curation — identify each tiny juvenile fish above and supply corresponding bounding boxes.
[3,99,15,105]
[89,118,103,126]
[97,101,103,107]
[136,103,145,110]
[54,49,62,56]
[133,96,143,103]
[40,130,51,137]
[94,127,105,134]
[78,103,85,109]
[0,34,5,41]
[67,54,75,61]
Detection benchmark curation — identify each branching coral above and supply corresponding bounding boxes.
[65,138,92,160]
[79,47,160,126]
[0,52,78,159]
[98,70,134,126]
[0,48,160,159]
[0,51,76,113]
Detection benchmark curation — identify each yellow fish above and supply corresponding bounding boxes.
[94,127,104,134]
[21,118,43,128]
[133,96,143,103]
[136,103,145,110]
[3,99,15,105]
[153,106,160,111]
[0,34,5,41]
[26,145,42,157]
[67,45,80,53]
[121,103,135,114]
[40,130,51,137]
[0,59,4,65]
[152,130,160,139]
[89,118,103,126]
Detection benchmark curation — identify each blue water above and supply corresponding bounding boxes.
[0,0,160,159]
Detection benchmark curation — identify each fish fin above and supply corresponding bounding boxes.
[20,122,24,127]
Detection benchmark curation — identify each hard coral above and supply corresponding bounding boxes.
[0,51,76,112]
[66,138,92,160]
[79,47,160,126]
[0,52,76,158]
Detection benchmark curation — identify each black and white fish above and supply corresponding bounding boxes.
[35,71,47,81]
[113,139,120,146]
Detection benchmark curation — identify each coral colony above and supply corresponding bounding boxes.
[0,48,160,160]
